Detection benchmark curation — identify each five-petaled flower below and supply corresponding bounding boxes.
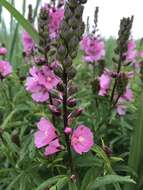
[71,125,94,154]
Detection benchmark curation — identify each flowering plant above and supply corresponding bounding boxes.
[0,0,143,190]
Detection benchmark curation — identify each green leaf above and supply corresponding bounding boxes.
[90,175,135,189]
[0,0,39,43]
[68,181,78,190]
[124,91,143,190]
[50,176,68,190]
[81,167,101,190]
[35,175,66,190]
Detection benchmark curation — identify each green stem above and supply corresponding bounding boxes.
[62,68,74,174]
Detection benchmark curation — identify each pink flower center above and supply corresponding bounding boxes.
[47,76,52,82]
[78,136,85,143]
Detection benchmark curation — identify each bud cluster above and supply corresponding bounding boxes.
[114,16,134,61]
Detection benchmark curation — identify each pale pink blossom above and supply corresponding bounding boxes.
[22,31,35,56]
[34,117,61,156]
[0,47,7,56]
[125,39,137,63]
[116,88,133,116]
[25,66,59,102]
[45,139,61,156]
[49,8,64,39]
[71,125,94,154]
[81,35,105,63]
[0,61,12,78]
[43,4,64,39]
[98,71,112,96]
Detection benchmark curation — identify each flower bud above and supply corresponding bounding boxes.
[48,48,57,56]
[102,145,113,157]
[53,66,63,78]
[0,47,7,56]
[63,56,73,68]
[67,98,77,107]
[48,105,61,116]
[68,36,79,50]
[64,127,72,134]
[57,82,65,92]
[74,5,84,18]
[68,0,78,8]
[68,85,78,96]
[67,66,77,80]
[64,4,73,19]
[70,50,78,59]
[68,108,83,118]
[68,16,79,29]
[52,98,62,106]
[57,45,67,60]
[35,56,46,65]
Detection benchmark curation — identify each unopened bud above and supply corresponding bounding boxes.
[68,16,79,29]
[0,47,7,56]
[57,45,67,59]
[63,56,73,68]
[67,66,77,80]
[103,145,113,157]
[49,105,61,116]
[67,98,77,107]
[74,5,84,18]
[64,127,72,134]
[68,36,79,50]
[53,66,63,78]
[68,108,83,118]
[68,85,78,96]
[57,82,65,92]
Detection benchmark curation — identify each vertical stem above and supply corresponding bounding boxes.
[44,51,56,127]
[49,92,56,126]
[110,54,122,103]
[63,68,74,173]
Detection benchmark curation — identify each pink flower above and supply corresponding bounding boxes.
[22,31,35,56]
[43,4,64,39]
[25,66,59,102]
[125,39,137,63]
[0,61,12,78]
[45,139,61,156]
[116,88,133,116]
[34,117,61,156]
[49,8,64,39]
[71,125,94,154]
[81,35,105,63]
[0,47,7,56]
[37,66,60,91]
[98,71,112,96]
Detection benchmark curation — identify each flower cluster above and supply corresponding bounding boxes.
[35,118,94,156]
[0,47,12,79]
[24,0,94,160]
